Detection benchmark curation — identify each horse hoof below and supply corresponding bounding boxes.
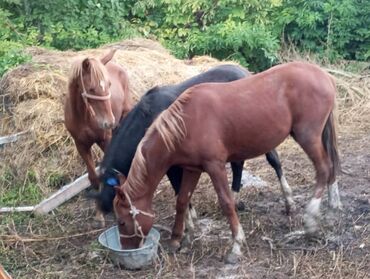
[224,252,240,264]
[182,234,192,247]
[91,218,105,229]
[168,239,181,253]
[285,202,297,216]
[236,201,246,211]
[304,222,319,237]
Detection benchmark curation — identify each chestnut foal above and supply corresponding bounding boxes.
[64,49,132,224]
[114,62,341,263]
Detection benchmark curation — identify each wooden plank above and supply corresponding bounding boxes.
[33,168,98,215]
[0,264,12,279]
[0,168,98,215]
[0,131,28,146]
[0,206,34,213]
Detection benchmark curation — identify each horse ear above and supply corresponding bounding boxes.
[101,49,117,65]
[82,58,91,72]
[114,186,126,201]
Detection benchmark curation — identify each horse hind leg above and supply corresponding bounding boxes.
[293,135,331,235]
[265,150,295,215]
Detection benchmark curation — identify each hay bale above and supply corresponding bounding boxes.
[0,38,237,194]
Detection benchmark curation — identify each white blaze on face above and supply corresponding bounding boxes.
[100,80,105,91]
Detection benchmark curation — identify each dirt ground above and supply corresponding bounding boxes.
[1,121,369,278]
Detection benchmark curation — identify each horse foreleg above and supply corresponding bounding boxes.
[75,141,105,227]
[167,166,198,224]
[206,162,245,264]
[265,150,295,214]
[75,141,99,189]
[170,169,201,252]
[97,135,111,153]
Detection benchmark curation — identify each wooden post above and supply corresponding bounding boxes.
[0,264,12,279]
[0,131,28,146]
[0,168,98,215]
[0,206,34,213]
[34,171,93,215]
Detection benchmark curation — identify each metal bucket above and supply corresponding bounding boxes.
[98,226,160,270]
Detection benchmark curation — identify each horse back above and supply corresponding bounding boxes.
[173,62,336,163]
[105,62,132,122]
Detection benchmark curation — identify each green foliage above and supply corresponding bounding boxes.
[0,41,31,77]
[0,0,141,50]
[151,0,280,71]
[0,0,368,75]
[273,0,370,61]
[0,8,31,76]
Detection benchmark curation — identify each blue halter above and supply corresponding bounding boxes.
[105,177,119,187]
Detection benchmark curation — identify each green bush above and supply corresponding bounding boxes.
[0,41,31,77]
[273,0,370,61]
[0,0,368,73]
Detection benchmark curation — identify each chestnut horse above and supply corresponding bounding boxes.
[97,65,290,219]
[64,49,132,221]
[114,62,341,263]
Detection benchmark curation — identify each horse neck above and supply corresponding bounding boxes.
[128,138,171,208]
[101,105,150,177]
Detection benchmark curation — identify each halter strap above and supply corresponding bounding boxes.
[118,189,155,247]
[82,91,111,100]
[79,69,111,118]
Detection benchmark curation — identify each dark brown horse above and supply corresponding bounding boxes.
[64,49,132,222]
[114,62,341,263]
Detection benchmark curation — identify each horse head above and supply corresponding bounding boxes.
[76,49,117,129]
[113,185,155,249]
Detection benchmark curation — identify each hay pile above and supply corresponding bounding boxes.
[0,38,236,194]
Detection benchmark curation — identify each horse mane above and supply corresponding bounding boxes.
[69,57,109,89]
[124,89,193,197]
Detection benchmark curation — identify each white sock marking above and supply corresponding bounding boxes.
[231,224,245,255]
[280,175,294,207]
[304,197,322,233]
[185,208,195,233]
[328,181,342,210]
[189,206,198,220]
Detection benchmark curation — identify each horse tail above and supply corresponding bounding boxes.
[322,110,340,185]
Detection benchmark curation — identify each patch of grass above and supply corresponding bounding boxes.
[0,246,21,274]
[0,170,43,206]
[89,239,104,252]
[0,212,30,228]
[47,172,69,189]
